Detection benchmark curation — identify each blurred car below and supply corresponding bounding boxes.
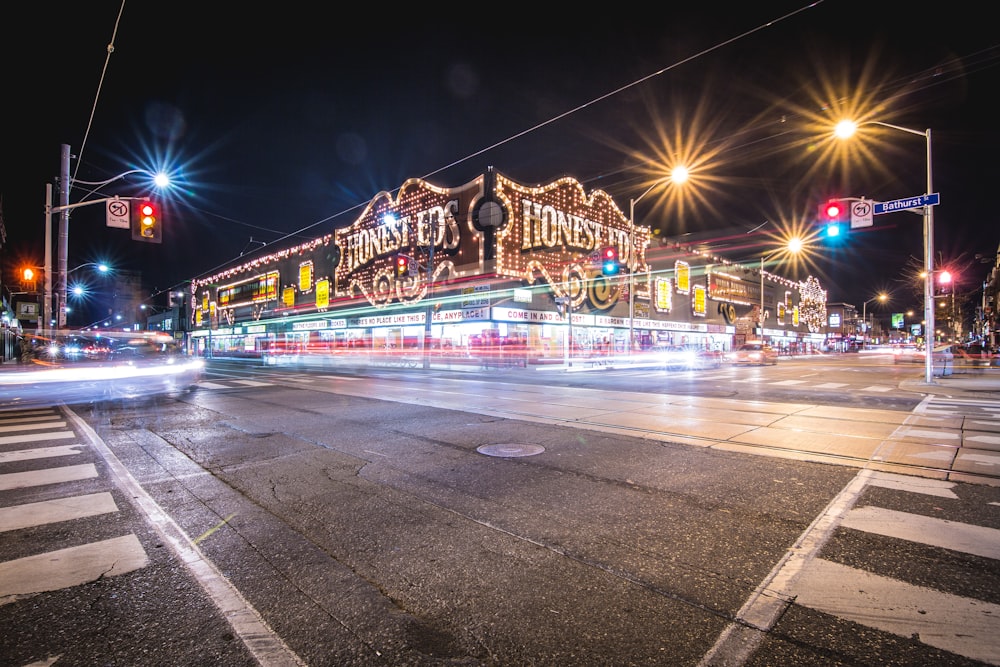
[657,345,723,371]
[726,342,778,366]
[0,334,204,408]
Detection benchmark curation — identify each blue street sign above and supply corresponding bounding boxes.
[874,193,940,215]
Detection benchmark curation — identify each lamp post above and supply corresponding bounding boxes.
[835,121,935,383]
[861,293,888,343]
[44,144,170,332]
[758,239,802,342]
[627,167,688,356]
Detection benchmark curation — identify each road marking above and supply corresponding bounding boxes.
[0,444,86,463]
[0,492,119,532]
[842,505,1000,559]
[0,535,147,605]
[791,558,1000,665]
[0,463,98,491]
[0,420,66,433]
[196,381,230,388]
[861,385,893,392]
[700,470,875,666]
[65,408,306,666]
[866,471,958,498]
[0,431,76,446]
[771,380,807,385]
[231,380,274,387]
[814,382,848,389]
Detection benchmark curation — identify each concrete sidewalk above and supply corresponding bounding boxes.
[900,370,1000,399]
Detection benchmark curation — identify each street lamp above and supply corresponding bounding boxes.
[861,293,888,342]
[44,143,171,333]
[834,120,935,383]
[758,238,802,342]
[628,166,689,355]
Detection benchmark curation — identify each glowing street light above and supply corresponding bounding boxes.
[44,144,172,332]
[834,120,935,383]
[759,238,803,341]
[628,166,689,355]
[861,293,889,341]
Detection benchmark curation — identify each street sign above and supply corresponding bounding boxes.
[874,193,939,215]
[106,199,130,229]
[850,200,873,229]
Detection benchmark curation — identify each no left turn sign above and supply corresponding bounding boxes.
[106,199,130,229]
[850,200,873,229]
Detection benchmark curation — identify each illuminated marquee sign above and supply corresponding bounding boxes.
[492,174,650,306]
[333,176,484,308]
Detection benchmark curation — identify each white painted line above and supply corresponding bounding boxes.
[699,470,876,666]
[814,383,848,389]
[231,380,274,387]
[196,381,230,389]
[791,558,1000,665]
[0,492,119,532]
[0,431,76,446]
[771,380,807,385]
[842,506,1000,559]
[0,535,147,604]
[861,386,892,392]
[866,471,958,499]
[65,409,306,666]
[0,463,98,491]
[0,414,63,425]
[0,421,66,434]
[0,444,87,463]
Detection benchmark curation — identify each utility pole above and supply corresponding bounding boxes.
[58,144,71,329]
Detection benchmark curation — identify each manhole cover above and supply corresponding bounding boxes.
[476,444,545,458]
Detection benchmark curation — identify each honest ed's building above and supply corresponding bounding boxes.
[188,168,828,363]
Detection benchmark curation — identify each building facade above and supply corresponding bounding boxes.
[187,169,829,364]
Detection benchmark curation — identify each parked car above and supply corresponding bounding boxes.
[726,342,778,366]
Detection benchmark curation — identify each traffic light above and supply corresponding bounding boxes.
[21,267,38,291]
[600,246,620,276]
[395,254,411,277]
[819,199,846,239]
[132,200,162,243]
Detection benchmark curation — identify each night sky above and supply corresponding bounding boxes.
[3,1,998,324]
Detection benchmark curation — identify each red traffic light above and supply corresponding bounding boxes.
[821,200,844,220]
[131,200,162,243]
[601,246,620,276]
[395,254,410,277]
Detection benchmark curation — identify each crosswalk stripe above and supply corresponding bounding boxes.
[0,534,148,604]
[0,492,119,532]
[231,380,273,387]
[0,463,98,491]
[791,558,1000,665]
[0,431,76,446]
[196,381,230,388]
[0,444,86,463]
[861,385,893,392]
[814,382,848,388]
[0,414,64,425]
[841,505,1000,559]
[0,420,67,434]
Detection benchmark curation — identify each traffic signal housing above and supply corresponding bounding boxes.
[20,267,38,291]
[395,254,413,277]
[819,199,846,239]
[132,200,162,243]
[600,246,620,276]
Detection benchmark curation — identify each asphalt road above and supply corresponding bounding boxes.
[1,357,998,666]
